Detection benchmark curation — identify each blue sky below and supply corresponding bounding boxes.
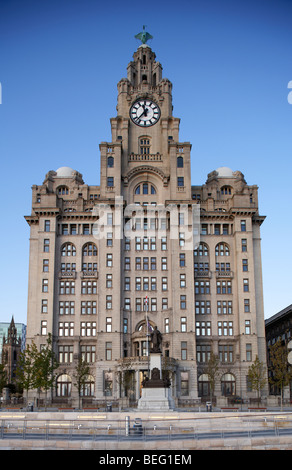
[0,0,292,324]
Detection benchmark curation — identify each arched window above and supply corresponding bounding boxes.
[221,185,233,195]
[56,374,72,397]
[57,186,69,195]
[221,373,236,396]
[134,182,156,196]
[82,243,97,257]
[61,243,76,257]
[80,375,95,397]
[177,156,184,168]
[107,156,114,168]
[198,374,211,397]
[215,242,230,257]
[194,243,209,257]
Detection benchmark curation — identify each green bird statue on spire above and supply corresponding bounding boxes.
[135,25,153,44]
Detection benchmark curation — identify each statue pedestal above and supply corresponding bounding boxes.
[137,353,175,411]
[138,387,174,411]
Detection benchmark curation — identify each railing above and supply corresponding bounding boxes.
[1,412,292,442]
[128,153,162,162]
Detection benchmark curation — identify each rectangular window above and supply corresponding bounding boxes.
[60,281,75,295]
[106,317,112,332]
[42,279,48,293]
[107,177,114,187]
[125,257,131,270]
[195,281,210,294]
[80,322,96,337]
[124,277,130,291]
[106,253,113,267]
[151,298,157,312]
[59,301,75,315]
[43,259,49,272]
[180,295,186,309]
[162,298,168,310]
[143,277,149,291]
[179,253,185,267]
[180,371,189,395]
[219,345,233,363]
[181,342,187,360]
[243,279,249,292]
[218,321,233,336]
[177,177,184,187]
[106,274,113,288]
[196,345,211,363]
[242,259,248,271]
[161,237,167,251]
[246,343,252,361]
[143,257,149,270]
[164,318,170,333]
[151,277,157,291]
[241,220,246,232]
[123,318,128,334]
[59,322,74,337]
[241,239,247,252]
[41,299,48,313]
[43,239,50,252]
[83,224,90,235]
[62,224,69,235]
[59,345,74,363]
[106,295,112,309]
[196,321,211,336]
[44,220,50,232]
[124,298,130,310]
[106,342,112,361]
[41,320,47,335]
[196,300,211,315]
[81,301,97,315]
[180,274,186,288]
[136,298,142,312]
[245,320,251,334]
[181,317,187,332]
[107,232,113,246]
[244,299,250,312]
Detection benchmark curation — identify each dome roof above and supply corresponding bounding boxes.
[55,166,75,178]
[216,167,234,178]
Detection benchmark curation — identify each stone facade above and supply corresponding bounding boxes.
[25,41,267,406]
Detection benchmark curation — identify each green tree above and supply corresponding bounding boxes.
[15,342,39,405]
[247,355,267,407]
[205,351,221,404]
[73,357,91,409]
[0,364,8,393]
[33,334,59,409]
[268,339,292,410]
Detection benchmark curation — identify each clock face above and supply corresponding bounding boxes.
[130,99,160,127]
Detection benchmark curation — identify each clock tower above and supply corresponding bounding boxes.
[98,29,198,401]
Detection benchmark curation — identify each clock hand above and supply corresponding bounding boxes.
[137,105,148,119]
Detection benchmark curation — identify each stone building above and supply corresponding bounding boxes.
[265,304,292,400]
[1,317,22,386]
[25,34,267,406]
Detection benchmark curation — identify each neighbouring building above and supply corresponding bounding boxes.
[265,304,292,401]
[1,317,25,386]
[25,31,267,406]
